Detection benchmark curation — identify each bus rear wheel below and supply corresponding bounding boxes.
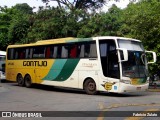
[17,74,24,87]
[84,79,97,95]
[24,75,32,88]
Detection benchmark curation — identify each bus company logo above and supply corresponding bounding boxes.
[23,61,47,67]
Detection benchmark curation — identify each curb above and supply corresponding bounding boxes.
[147,89,160,92]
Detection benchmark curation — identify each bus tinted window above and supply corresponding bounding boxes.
[89,43,97,58]
[78,42,97,58]
[45,46,51,58]
[25,48,33,59]
[8,48,25,59]
[70,45,77,58]
[57,46,62,58]
[52,46,58,58]
[33,46,45,58]
[7,41,97,60]
[61,45,69,58]
[7,49,14,60]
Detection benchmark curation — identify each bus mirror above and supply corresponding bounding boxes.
[145,51,156,64]
[117,48,128,62]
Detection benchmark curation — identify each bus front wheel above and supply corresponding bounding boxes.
[24,75,32,88]
[17,74,24,87]
[84,79,97,95]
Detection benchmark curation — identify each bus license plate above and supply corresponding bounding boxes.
[137,87,141,90]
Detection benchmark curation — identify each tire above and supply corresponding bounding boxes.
[17,74,24,87]
[84,79,97,95]
[24,75,32,88]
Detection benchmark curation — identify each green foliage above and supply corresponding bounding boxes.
[42,0,106,11]
[0,4,33,48]
[0,6,12,50]
[78,5,123,37]
[119,0,160,73]
[26,7,89,42]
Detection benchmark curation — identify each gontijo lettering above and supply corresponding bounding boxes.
[23,61,47,66]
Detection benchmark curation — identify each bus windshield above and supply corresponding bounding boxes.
[118,39,148,78]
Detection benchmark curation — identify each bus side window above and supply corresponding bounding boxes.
[57,46,62,58]
[78,42,97,58]
[53,46,58,58]
[61,45,69,58]
[45,46,51,58]
[49,46,54,58]
[89,43,97,58]
[33,46,45,58]
[84,43,90,57]
[7,48,14,60]
[79,44,84,58]
[14,49,23,59]
[70,45,77,58]
[15,49,19,59]
[52,46,62,58]
[19,49,25,59]
[25,48,33,59]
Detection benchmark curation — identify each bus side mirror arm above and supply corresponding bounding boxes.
[117,48,128,62]
[145,51,156,64]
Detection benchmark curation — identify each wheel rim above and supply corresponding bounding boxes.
[88,82,96,91]
[17,75,23,86]
[25,75,31,87]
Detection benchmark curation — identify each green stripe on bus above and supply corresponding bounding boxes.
[53,59,80,81]
[42,59,67,80]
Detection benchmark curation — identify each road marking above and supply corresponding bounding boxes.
[97,103,107,120]
[97,103,160,120]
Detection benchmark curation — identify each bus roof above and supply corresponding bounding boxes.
[97,36,141,42]
[36,37,75,43]
[7,36,141,48]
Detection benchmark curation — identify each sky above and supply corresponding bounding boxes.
[0,0,57,11]
[0,0,130,12]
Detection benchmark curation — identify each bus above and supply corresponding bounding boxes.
[0,51,6,80]
[6,36,156,94]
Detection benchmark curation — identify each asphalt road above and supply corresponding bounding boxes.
[0,81,160,120]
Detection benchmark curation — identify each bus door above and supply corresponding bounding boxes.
[99,39,120,91]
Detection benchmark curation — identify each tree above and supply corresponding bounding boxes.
[7,4,33,44]
[27,7,68,41]
[27,6,88,41]
[78,4,123,37]
[12,3,33,14]
[41,0,106,11]
[0,6,12,50]
[119,0,160,73]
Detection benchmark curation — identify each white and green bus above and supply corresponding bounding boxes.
[6,36,156,94]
